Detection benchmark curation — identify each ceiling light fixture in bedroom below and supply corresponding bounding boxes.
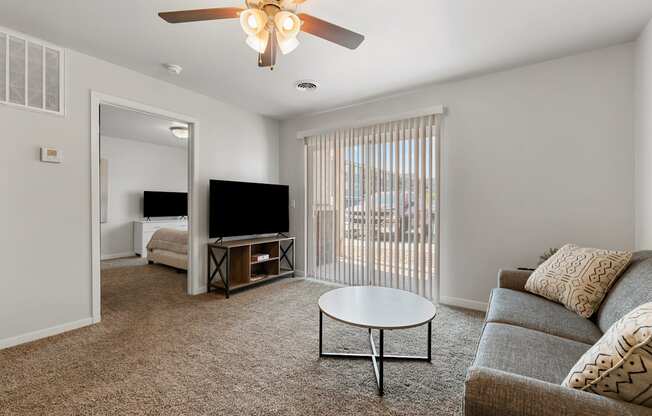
[170,126,189,140]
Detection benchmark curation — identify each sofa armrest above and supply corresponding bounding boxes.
[497,269,532,292]
[464,367,651,416]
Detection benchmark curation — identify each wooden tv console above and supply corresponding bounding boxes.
[207,236,295,298]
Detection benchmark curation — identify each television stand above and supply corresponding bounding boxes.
[207,236,295,298]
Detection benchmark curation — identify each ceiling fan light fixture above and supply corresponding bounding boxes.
[247,15,259,29]
[277,31,299,55]
[274,11,300,38]
[240,8,267,36]
[246,29,270,54]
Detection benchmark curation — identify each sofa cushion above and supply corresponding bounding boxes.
[487,288,603,344]
[464,367,652,416]
[524,244,632,318]
[563,303,652,408]
[597,251,652,333]
[474,322,591,384]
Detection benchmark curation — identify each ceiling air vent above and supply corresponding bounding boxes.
[295,80,319,92]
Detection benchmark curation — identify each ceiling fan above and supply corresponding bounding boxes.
[159,0,365,69]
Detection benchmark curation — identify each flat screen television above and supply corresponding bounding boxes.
[143,191,187,218]
[209,180,289,238]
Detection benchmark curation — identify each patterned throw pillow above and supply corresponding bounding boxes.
[562,303,652,407]
[525,244,632,318]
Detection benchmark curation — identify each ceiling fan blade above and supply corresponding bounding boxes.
[298,13,364,50]
[159,8,242,24]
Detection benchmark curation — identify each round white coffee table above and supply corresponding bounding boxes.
[318,286,437,396]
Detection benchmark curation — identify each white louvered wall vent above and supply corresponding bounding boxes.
[0,27,64,115]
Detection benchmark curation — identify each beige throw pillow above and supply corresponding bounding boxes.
[525,244,632,318]
[562,303,652,408]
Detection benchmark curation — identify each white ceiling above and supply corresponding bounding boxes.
[2,1,652,120]
[100,105,188,149]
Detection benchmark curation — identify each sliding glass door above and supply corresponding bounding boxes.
[306,115,440,300]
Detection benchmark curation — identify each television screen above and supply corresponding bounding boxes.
[143,191,187,218]
[210,180,289,238]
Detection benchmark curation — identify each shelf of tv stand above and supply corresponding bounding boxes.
[206,236,295,298]
[250,256,280,265]
[217,269,295,291]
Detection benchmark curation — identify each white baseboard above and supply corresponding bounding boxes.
[300,278,487,312]
[302,277,346,287]
[283,274,489,312]
[294,269,306,277]
[440,296,488,312]
[101,252,135,260]
[0,317,95,350]
[191,286,207,295]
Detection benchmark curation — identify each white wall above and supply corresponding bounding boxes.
[0,47,279,347]
[635,19,652,250]
[280,44,635,310]
[100,136,187,259]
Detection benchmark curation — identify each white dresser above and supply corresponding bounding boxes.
[134,219,187,258]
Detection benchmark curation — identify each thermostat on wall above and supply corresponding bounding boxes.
[41,147,62,163]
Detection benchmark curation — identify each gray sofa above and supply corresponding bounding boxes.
[464,251,652,416]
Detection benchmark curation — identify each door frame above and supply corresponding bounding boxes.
[90,91,200,323]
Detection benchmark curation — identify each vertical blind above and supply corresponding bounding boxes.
[306,114,441,300]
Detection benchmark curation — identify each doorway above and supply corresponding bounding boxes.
[90,92,199,323]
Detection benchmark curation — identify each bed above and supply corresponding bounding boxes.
[146,228,188,271]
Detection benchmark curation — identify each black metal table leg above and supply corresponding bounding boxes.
[369,330,380,393]
[292,241,295,277]
[319,317,434,396]
[319,310,323,357]
[225,248,230,299]
[207,246,228,296]
[427,320,432,362]
[206,245,211,293]
[379,329,384,396]
[280,240,295,275]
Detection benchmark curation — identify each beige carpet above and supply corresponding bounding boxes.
[101,256,148,270]
[0,265,484,416]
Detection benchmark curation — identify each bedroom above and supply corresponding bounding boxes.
[99,104,191,293]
